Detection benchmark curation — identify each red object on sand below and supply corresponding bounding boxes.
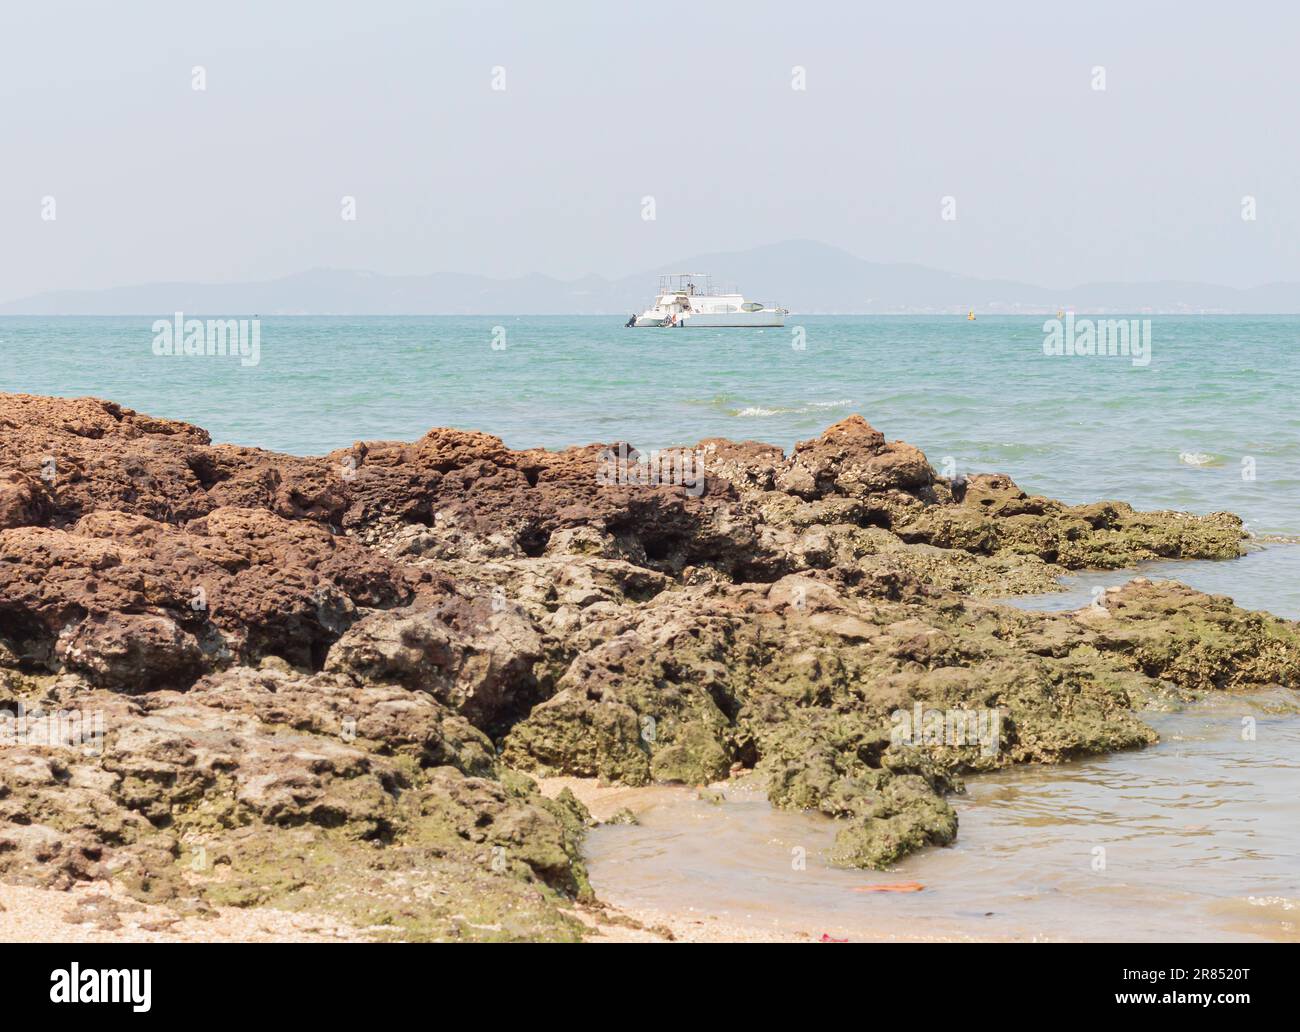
[852,882,925,893]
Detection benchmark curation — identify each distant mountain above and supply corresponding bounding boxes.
[5,241,1300,314]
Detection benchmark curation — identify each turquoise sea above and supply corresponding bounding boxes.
[2,313,1298,614]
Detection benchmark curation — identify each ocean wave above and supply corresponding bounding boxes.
[1178,451,1225,467]
[730,399,854,418]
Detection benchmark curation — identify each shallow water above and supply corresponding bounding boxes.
[1000,543,1300,621]
[584,693,1300,942]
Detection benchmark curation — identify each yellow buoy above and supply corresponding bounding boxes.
[967,309,976,321]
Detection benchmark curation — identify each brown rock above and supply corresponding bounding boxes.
[0,507,412,688]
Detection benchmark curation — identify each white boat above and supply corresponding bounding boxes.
[626,273,787,328]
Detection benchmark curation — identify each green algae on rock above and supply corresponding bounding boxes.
[0,663,593,941]
[500,573,1298,868]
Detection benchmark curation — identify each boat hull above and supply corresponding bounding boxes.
[681,312,785,327]
[629,312,785,328]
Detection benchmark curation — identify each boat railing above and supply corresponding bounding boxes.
[657,273,740,297]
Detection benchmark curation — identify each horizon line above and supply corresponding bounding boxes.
[5,311,1300,318]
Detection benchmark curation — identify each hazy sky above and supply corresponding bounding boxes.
[2,0,1297,301]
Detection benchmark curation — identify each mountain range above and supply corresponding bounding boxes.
[5,240,1300,315]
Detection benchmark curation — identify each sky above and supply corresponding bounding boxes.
[2,0,1297,302]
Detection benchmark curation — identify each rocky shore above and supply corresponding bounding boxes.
[2,393,1297,941]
